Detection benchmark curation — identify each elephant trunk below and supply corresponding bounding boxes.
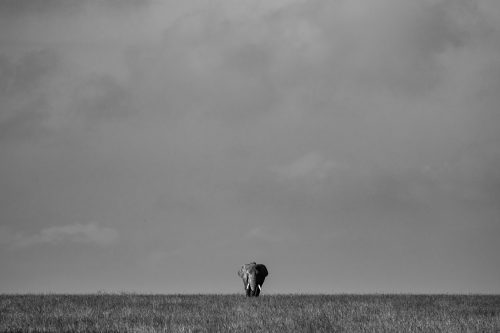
[248,274,257,294]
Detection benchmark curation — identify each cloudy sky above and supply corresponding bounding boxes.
[1,0,499,294]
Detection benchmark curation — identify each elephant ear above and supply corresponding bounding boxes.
[255,264,268,277]
[237,266,245,278]
[238,264,252,277]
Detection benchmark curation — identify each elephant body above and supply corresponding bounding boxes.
[238,262,268,297]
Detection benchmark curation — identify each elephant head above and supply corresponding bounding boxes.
[237,262,268,297]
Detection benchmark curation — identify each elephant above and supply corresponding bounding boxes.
[237,262,268,297]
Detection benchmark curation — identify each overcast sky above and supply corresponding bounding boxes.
[1,0,499,294]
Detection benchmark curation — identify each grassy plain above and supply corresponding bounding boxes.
[1,294,499,332]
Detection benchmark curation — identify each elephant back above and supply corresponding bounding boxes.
[255,264,268,277]
[238,262,268,277]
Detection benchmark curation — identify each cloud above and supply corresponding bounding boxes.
[2,223,118,249]
[0,0,151,18]
[274,152,336,181]
[71,74,132,123]
[2,0,498,142]
[0,50,59,141]
[0,0,82,17]
[1,0,499,219]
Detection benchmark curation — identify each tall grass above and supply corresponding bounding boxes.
[1,294,499,332]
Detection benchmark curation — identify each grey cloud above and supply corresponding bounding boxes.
[4,0,497,139]
[0,0,82,17]
[1,0,498,217]
[72,74,133,123]
[0,0,150,17]
[441,139,500,207]
[0,50,59,141]
[0,50,58,93]
[0,50,134,141]
[0,102,47,141]
[274,152,336,182]
[3,223,118,249]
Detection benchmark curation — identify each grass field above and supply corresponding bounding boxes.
[1,294,499,332]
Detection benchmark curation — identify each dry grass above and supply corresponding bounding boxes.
[1,294,499,332]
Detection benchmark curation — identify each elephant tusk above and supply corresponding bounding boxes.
[258,284,262,291]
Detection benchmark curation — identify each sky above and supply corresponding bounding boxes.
[1,0,499,294]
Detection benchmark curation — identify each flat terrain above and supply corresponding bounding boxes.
[1,294,499,332]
